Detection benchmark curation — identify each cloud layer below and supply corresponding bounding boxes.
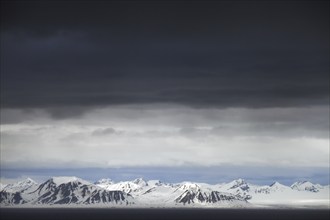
[1,105,328,169]
[1,1,329,115]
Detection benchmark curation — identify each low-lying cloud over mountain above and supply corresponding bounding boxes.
[1,106,329,170]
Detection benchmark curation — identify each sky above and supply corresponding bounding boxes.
[0,0,329,185]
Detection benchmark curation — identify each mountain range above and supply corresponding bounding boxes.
[1,177,329,208]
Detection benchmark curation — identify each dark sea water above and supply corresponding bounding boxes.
[1,208,329,220]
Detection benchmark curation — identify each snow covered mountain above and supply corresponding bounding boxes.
[216,178,330,208]
[96,178,148,194]
[218,178,253,200]
[2,178,38,193]
[32,176,134,205]
[109,180,250,207]
[1,177,134,206]
[0,178,39,205]
[173,182,247,206]
[291,181,323,192]
[1,177,329,208]
[0,178,38,205]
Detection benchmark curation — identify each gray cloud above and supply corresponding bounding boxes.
[0,106,328,169]
[1,105,328,138]
[1,1,329,117]
[92,127,116,136]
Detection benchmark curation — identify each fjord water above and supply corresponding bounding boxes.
[1,208,329,220]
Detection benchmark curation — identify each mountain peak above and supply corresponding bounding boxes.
[226,178,248,189]
[178,182,200,191]
[50,176,89,185]
[16,178,37,185]
[132,178,148,186]
[25,178,37,184]
[291,180,320,192]
[95,178,114,185]
[234,178,246,185]
[1,177,38,193]
[270,181,286,188]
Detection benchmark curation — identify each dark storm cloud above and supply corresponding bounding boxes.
[1,1,329,113]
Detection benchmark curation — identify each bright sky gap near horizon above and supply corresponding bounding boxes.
[0,1,329,185]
